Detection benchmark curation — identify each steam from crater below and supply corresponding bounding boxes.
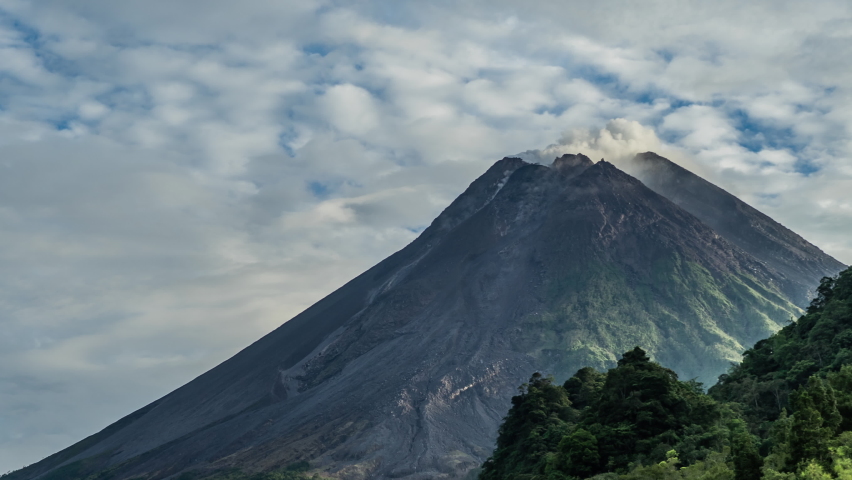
[516,119,705,178]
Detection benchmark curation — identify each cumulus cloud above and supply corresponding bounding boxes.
[1,0,852,472]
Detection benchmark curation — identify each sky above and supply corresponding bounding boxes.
[1,0,852,471]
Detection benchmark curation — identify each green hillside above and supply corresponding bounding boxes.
[479,267,852,479]
[519,252,798,385]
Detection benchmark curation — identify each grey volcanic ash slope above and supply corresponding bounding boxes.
[16,154,843,480]
[627,151,845,306]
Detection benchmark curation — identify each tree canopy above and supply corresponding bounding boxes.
[480,267,852,480]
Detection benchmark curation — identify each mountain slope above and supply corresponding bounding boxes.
[12,154,843,480]
[628,152,844,306]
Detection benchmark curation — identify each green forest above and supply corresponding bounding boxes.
[478,267,852,480]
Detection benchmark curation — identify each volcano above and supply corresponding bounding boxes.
[15,153,844,480]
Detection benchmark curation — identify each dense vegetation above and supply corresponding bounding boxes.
[480,267,852,479]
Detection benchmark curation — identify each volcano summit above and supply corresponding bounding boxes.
[14,153,844,480]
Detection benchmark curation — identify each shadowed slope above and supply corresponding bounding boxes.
[9,158,528,480]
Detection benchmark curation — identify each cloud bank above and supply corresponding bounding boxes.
[1,0,852,471]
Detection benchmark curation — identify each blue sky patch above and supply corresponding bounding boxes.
[53,118,71,130]
[729,108,806,155]
[570,64,621,91]
[534,104,568,116]
[307,180,331,197]
[6,16,40,47]
[654,49,675,63]
[96,86,154,113]
[303,43,333,57]
[794,158,820,176]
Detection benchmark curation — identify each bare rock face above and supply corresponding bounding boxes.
[16,154,844,480]
[551,153,593,176]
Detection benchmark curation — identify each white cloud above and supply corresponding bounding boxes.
[661,106,739,150]
[320,84,382,136]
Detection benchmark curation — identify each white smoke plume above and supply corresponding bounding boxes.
[515,118,706,177]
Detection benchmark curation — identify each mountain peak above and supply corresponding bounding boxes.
[635,150,672,164]
[551,153,593,175]
[573,157,642,187]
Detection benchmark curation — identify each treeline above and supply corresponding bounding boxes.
[479,268,852,479]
